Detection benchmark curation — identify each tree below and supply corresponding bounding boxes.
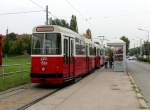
[142,41,150,56]
[22,35,31,54]
[51,18,70,29]
[60,19,69,28]
[85,28,92,39]
[7,32,17,41]
[70,15,78,33]
[120,36,130,54]
[2,33,31,56]
[2,37,10,56]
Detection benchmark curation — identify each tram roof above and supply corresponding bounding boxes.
[33,25,82,39]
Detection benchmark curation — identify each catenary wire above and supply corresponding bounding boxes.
[0,10,44,16]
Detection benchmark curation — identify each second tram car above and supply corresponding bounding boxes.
[30,25,104,84]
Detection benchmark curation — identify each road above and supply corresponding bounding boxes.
[127,60,150,109]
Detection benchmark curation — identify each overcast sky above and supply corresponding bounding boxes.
[1,0,150,48]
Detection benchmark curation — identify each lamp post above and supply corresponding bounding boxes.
[138,28,150,59]
[95,36,109,56]
[97,36,104,46]
[97,36,109,47]
[138,28,150,42]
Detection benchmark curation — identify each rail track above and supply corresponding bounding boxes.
[0,70,97,110]
[0,83,65,110]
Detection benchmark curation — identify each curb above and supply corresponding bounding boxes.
[127,72,149,109]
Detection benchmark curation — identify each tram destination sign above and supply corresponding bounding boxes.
[36,26,54,32]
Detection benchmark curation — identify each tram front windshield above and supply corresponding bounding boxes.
[32,33,61,55]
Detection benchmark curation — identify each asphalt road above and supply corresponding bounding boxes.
[127,60,150,108]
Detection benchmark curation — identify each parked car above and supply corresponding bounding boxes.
[128,56,137,60]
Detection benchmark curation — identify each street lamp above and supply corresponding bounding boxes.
[96,36,109,46]
[137,28,150,42]
[138,28,150,58]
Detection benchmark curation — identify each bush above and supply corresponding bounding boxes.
[2,34,31,56]
[138,57,150,63]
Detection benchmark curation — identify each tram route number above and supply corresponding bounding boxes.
[40,57,48,65]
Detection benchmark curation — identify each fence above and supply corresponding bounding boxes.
[0,63,31,91]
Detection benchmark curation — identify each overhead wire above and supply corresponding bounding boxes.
[0,10,44,16]
[29,0,58,19]
[64,0,84,17]
[64,0,92,27]
[29,0,44,9]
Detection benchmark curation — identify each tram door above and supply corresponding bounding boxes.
[86,44,89,73]
[69,38,74,78]
[64,37,74,79]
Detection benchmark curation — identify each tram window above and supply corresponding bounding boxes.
[89,47,95,55]
[86,45,88,56]
[97,49,100,56]
[89,47,92,55]
[64,39,68,56]
[45,33,61,55]
[75,38,80,44]
[81,45,86,55]
[76,44,80,55]
[32,33,61,55]
[71,40,74,56]
[64,39,68,64]
[94,47,96,55]
[32,33,44,54]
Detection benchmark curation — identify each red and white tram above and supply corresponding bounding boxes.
[30,25,104,84]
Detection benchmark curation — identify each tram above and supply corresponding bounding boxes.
[30,25,104,84]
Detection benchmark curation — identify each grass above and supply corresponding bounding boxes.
[0,55,31,91]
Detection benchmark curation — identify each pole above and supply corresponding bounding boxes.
[46,5,48,25]
[49,17,52,25]
[97,36,104,47]
[148,32,149,59]
[140,39,142,57]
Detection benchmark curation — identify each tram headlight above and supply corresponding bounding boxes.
[41,67,46,72]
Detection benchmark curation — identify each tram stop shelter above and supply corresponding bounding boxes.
[107,40,126,72]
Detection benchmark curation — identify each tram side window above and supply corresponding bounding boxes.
[64,39,68,64]
[86,45,88,56]
[71,40,74,56]
[75,38,80,55]
[75,38,86,55]
[97,49,100,56]
[94,47,96,56]
[89,47,95,56]
[81,41,86,55]
[64,39,68,56]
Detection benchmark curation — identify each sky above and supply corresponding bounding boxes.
[1,0,150,48]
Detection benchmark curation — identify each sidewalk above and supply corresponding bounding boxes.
[26,69,141,110]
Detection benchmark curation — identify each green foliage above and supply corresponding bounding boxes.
[50,15,78,33]
[70,15,78,33]
[22,36,31,54]
[51,18,70,29]
[6,32,17,41]
[2,37,10,55]
[142,41,150,56]
[138,57,150,63]
[120,36,130,54]
[129,41,150,57]
[2,34,31,56]
[86,28,92,39]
